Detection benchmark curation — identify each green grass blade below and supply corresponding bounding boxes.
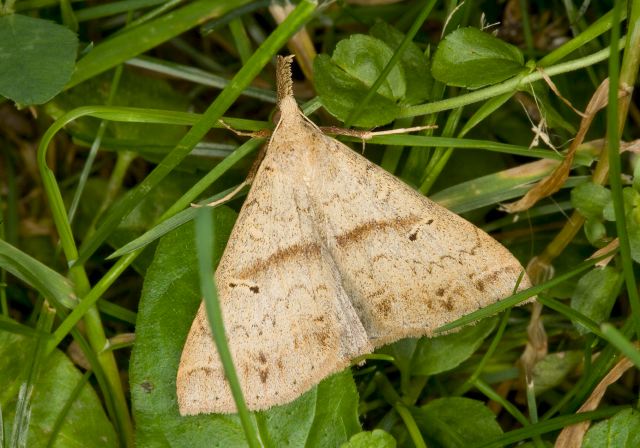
[477,406,627,448]
[110,136,260,259]
[0,316,47,338]
[97,302,137,325]
[538,8,624,67]
[606,0,640,338]
[601,323,640,368]
[474,378,530,427]
[108,185,246,259]
[0,239,76,309]
[74,0,165,22]
[344,134,563,160]
[126,56,277,103]
[68,0,253,87]
[45,371,92,448]
[537,296,605,339]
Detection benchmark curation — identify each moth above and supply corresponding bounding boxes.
[177,55,531,415]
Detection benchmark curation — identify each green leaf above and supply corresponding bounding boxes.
[333,34,406,100]
[413,397,503,447]
[584,218,608,247]
[603,187,637,221]
[571,267,622,334]
[629,220,640,264]
[130,206,360,446]
[314,55,399,128]
[378,339,418,379]
[341,429,396,448]
[258,371,360,447]
[633,160,640,192]
[571,182,611,220]
[0,14,77,106]
[0,331,117,447]
[431,27,525,89]
[604,187,640,263]
[583,408,640,448]
[314,34,407,128]
[532,351,582,394]
[410,317,497,376]
[369,22,432,104]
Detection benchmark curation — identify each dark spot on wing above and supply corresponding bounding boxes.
[249,285,260,294]
[375,298,392,318]
[440,298,454,311]
[314,330,331,347]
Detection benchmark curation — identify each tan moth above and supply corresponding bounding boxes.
[177,56,531,415]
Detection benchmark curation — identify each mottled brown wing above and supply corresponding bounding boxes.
[306,132,530,348]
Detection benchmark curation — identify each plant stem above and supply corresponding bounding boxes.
[603,0,640,338]
[400,39,625,118]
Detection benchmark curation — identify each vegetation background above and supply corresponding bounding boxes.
[0,0,639,447]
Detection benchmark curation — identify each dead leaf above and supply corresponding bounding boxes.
[502,79,624,213]
[554,356,634,448]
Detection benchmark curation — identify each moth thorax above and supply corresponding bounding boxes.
[278,97,299,122]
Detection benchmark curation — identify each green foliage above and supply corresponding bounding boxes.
[532,351,583,394]
[0,331,117,447]
[314,22,431,127]
[583,408,640,448]
[604,187,640,263]
[571,182,612,220]
[0,14,78,106]
[376,318,497,397]
[369,22,432,104]
[341,429,396,448]
[571,267,622,334]
[413,397,503,447]
[0,239,75,309]
[314,53,399,128]
[431,27,525,89]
